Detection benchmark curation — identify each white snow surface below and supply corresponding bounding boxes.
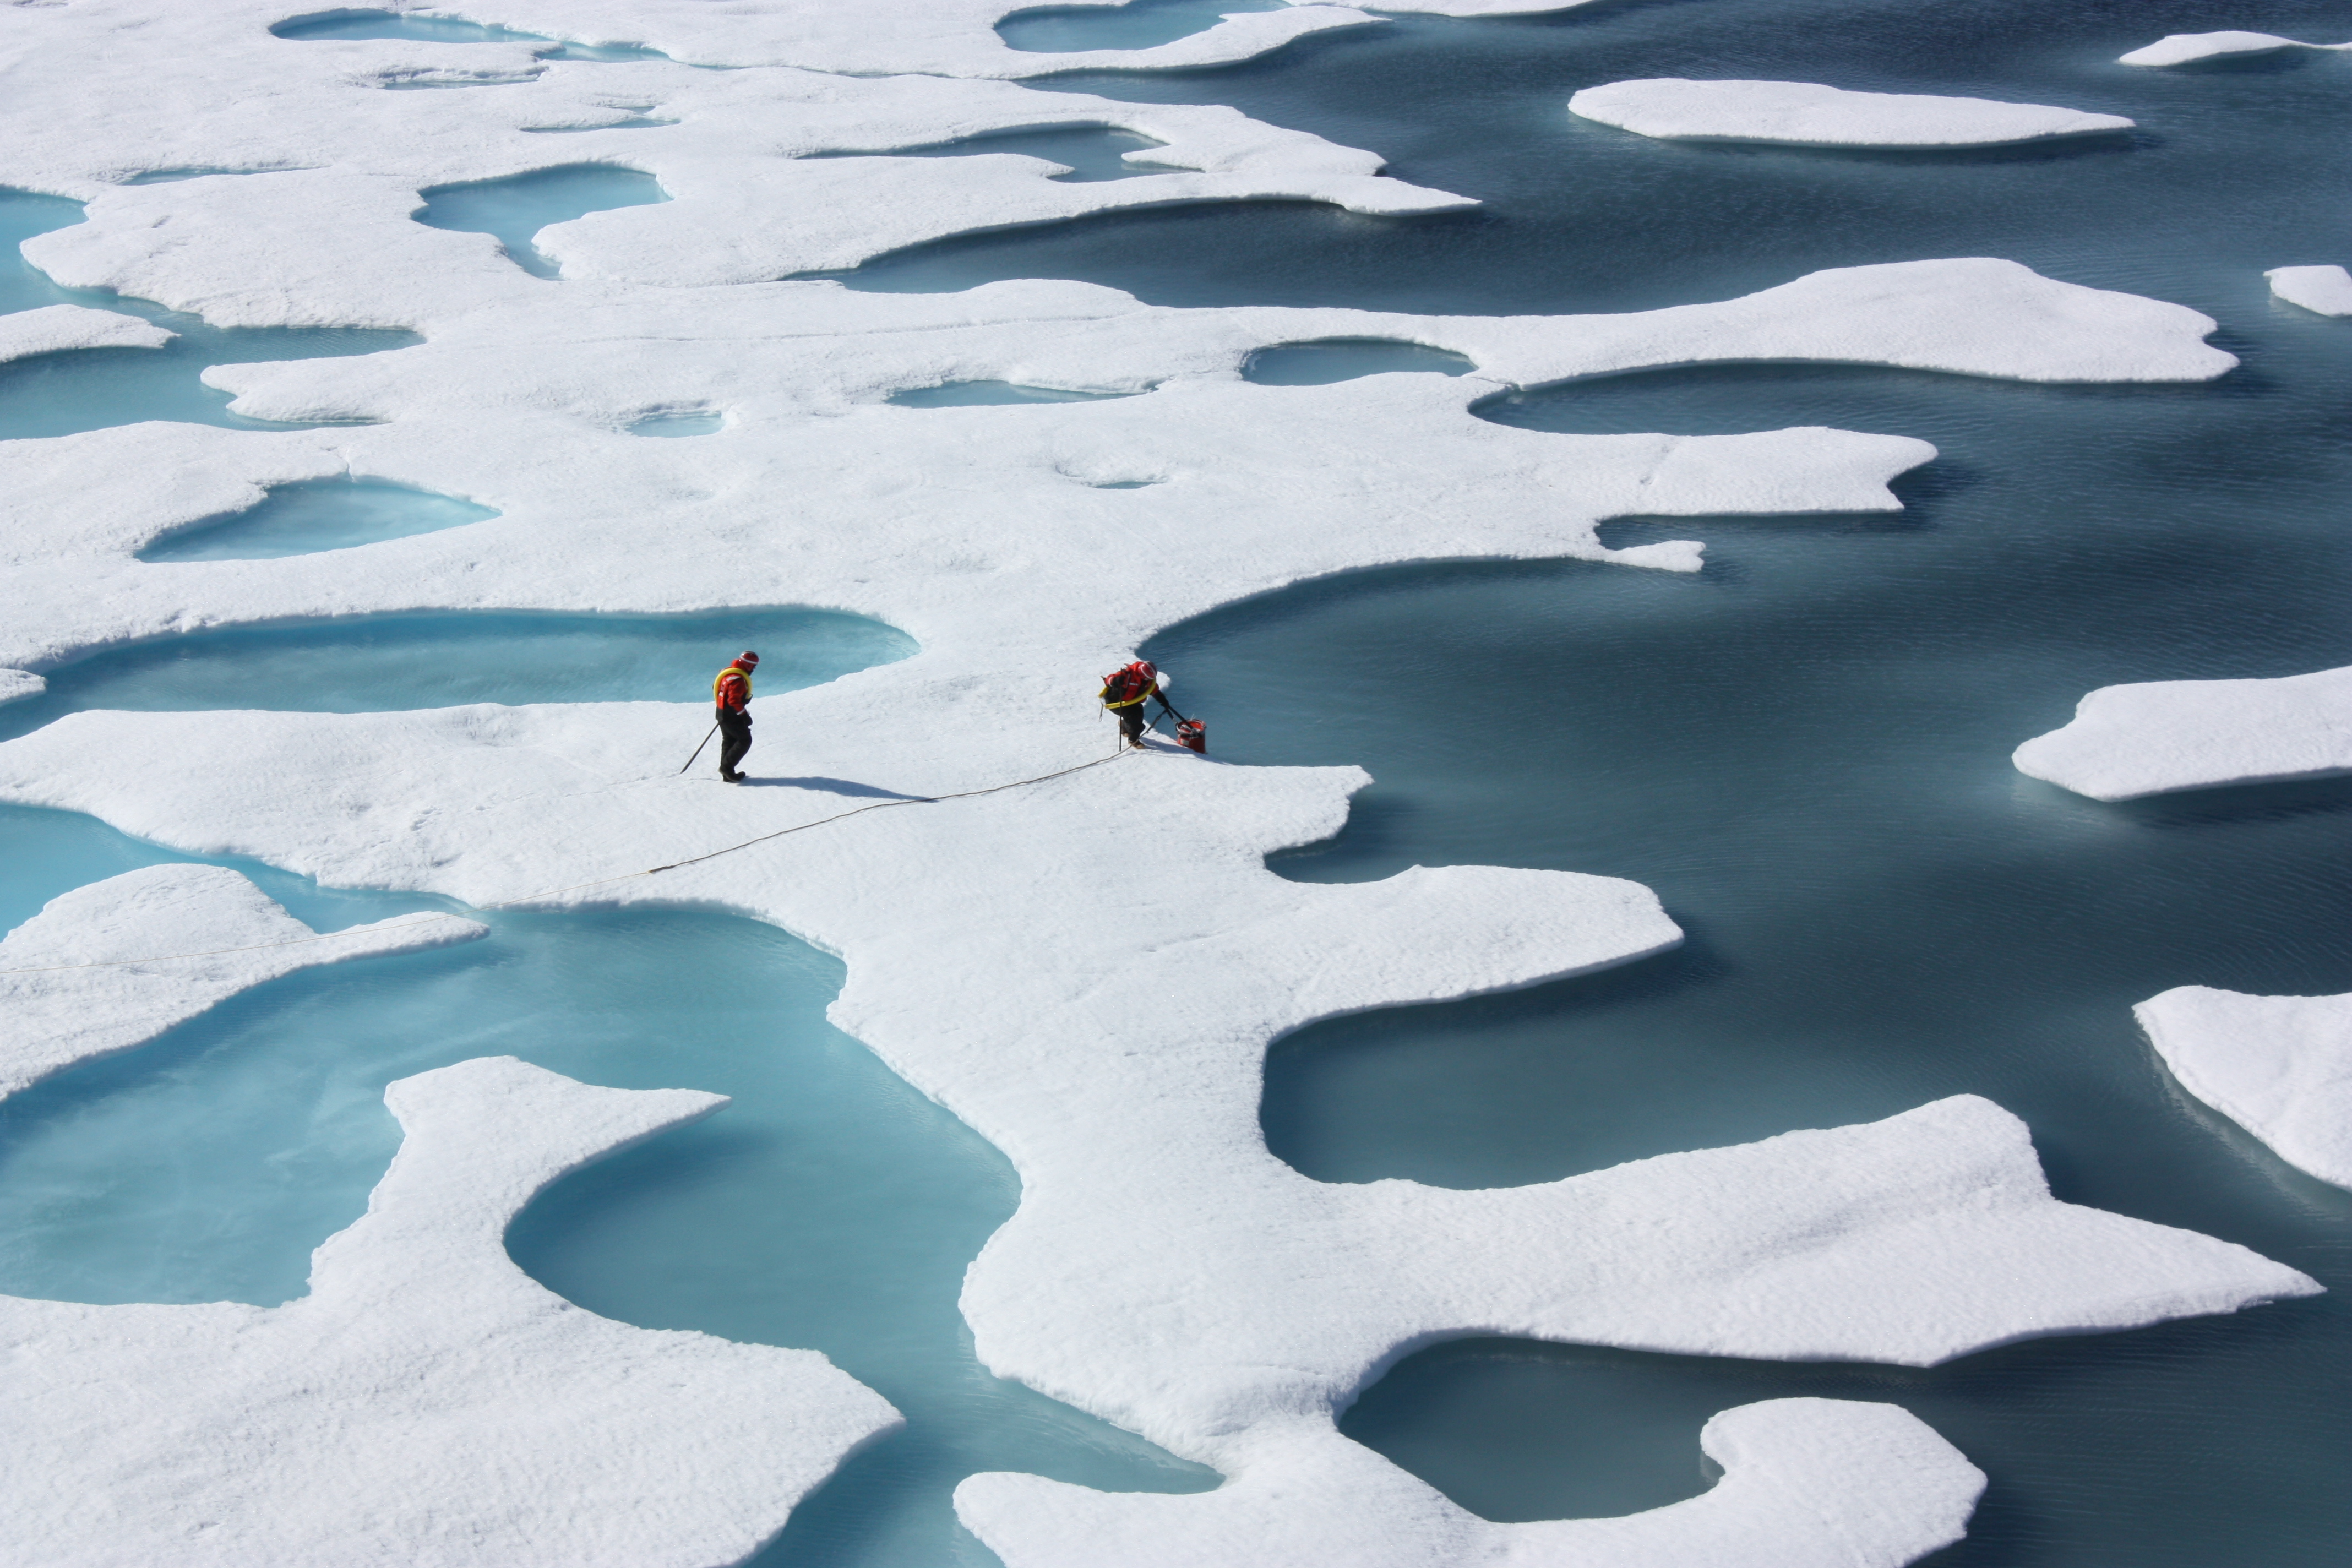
[0,303,172,366]
[2138,987,2352,1190]
[0,1054,901,1566]
[2267,264,2352,315]
[1569,79,2132,146]
[2013,665,2352,799]
[0,2,2310,1563]
[2120,30,2352,66]
[0,669,42,706]
[0,863,481,1098]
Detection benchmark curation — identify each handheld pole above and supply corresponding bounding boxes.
[678,722,719,776]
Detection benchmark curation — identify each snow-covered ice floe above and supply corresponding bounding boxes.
[1569,79,2132,147]
[2013,665,2352,799]
[0,303,172,366]
[0,863,480,1098]
[2120,30,2352,67]
[0,1053,901,1566]
[2267,264,2352,316]
[0,669,42,707]
[0,1,2313,1561]
[2138,987,2352,1190]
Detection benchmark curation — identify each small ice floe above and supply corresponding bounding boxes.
[0,864,481,1098]
[2013,665,2352,800]
[2267,264,2352,316]
[2120,31,2352,67]
[2138,986,2352,1190]
[0,303,172,367]
[1567,79,2133,147]
[0,669,42,707]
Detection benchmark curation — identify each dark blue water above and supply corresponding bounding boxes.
[0,189,417,438]
[1109,3,2352,1561]
[414,165,667,279]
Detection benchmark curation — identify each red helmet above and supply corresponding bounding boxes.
[737,650,760,667]
[1133,660,1155,680]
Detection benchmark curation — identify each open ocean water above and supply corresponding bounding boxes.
[3,1,2349,1564]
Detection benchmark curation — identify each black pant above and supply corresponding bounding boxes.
[1114,703,1150,744]
[716,707,753,776]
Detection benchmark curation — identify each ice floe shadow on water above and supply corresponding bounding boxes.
[0,607,915,746]
[137,477,499,562]
[997,0,1285,55]
[807,124,1173,182]
[269,8,669,62]
[1243,337,1474,384]
[0,890,1213,1566]
[0,188,415,438]
[413,165,667,279]
[887,380,1140,407]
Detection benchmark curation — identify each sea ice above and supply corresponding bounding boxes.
[0,669,41,707]
[1569,79,2133,147]
[2137,986,2352,1190]
[0,303,172,366]
[2119,30,2352,67]
[2012,664,2352,799]
[0,1054,901,1565]
[2267,263,2352,316]
[0,3,2315,1560]
[0,863,480,1098]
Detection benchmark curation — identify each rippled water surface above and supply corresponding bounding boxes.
[7,0,2352,1563]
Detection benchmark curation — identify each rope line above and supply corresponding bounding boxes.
[0,745,1140,977]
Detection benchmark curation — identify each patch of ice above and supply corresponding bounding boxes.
[963,1398,1984,1568]
[1569,79,2133,147]
[0,863,479,1099]
[2119,30,2352,67]
[2012,664,2352,799]
[2267,264,2352,316]
[2138,986,2352,1190]
[0,303,172,365]
[0,669,42,707]
[0,1053,901,1564]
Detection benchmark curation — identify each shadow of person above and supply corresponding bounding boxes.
[751,775,935,802]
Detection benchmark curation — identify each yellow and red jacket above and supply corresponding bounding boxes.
[714,663,753,712]
[1099,664,1157,709]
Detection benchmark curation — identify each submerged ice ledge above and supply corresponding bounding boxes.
[2138,987,2352,1191]
[0,863,477,1098]
[1569,79,2132,148]
[2012,664,2352,799]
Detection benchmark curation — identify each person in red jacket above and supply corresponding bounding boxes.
[714,650,759,782]
[1099,659,1170,749]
